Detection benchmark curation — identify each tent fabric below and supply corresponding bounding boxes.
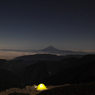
[36,83,48,91]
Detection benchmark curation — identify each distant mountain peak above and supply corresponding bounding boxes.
[45,46,58,49]
[40,46,60,52]
[47,46,55,48]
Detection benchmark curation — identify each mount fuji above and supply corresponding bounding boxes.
[37,46,86,55]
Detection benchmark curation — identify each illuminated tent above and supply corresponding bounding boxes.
[36,83,48,91]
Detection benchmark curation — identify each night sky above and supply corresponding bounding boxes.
[0,0,95,59]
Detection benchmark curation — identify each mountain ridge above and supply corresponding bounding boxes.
[38,46,86,54]
[40,46,61,52]
[18,54,95,86]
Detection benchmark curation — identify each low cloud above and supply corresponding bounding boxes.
[0,51,36,60]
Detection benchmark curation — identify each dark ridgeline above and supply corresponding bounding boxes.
[38,54,95,85]
[18,54,95,86]
[0,54,84,75]
[13,54,84,61]
[0,54,95,93]
[13,54,63,61]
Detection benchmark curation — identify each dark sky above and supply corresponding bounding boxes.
[0,0,95,52]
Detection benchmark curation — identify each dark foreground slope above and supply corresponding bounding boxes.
[0,54,95,94]
[19,54,95,86]
[19,57,79,85]
[37,82,95,95]
[39,54,95,85]
[0,69,24,91]
[0,59,37,74]
[0,54,84,74]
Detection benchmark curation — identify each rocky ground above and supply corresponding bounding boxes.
[0,84,70,95]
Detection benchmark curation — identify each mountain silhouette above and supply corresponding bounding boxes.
[0,54,95,92]
[13,54,84,61]
[38,54,95,85]
[40,46,60,52]
[13,46,87,61]
[18,54,95,86]
[38,46,87,55]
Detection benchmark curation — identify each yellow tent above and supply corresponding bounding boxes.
[36,83,48,91]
